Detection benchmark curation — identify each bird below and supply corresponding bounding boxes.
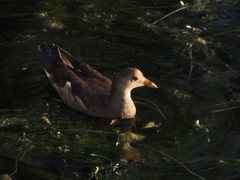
[36,43,158,119]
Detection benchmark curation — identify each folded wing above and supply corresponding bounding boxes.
[36,43,112,112]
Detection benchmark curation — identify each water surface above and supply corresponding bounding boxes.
[0,0,240,179]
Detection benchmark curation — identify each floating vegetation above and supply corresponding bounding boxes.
[173,89,192,99]
[195,37,207,45]
[45,20,64,30]
[1,0,240,179]
[0,117,29,130]
[194,119,210,142]
[41,116,51,124]
[89,154,123,178]
[58,145,70,152]
[82,10,117,26]
[117,132,145,144]
[0,174,12,180]
[37,11,48,18]
[36,1,67,31]
[137,16,160,33]
[142,121,161,129]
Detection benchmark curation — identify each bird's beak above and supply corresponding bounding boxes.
[143,78,158,89]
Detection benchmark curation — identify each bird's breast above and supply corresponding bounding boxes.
[117,99,136,119]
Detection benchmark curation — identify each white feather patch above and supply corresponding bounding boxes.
[44,69,51,79]
[53,81,87,111]
[75,96,86,109]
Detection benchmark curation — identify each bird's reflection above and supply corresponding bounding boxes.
[116,118,144,162]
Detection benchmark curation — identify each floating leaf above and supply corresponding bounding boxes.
[180,1,185,6]
[204,127,209,133]
[186,24,192,29]
[207,135,211,143]
[142,121,161,129]
[94,166,100,175]
[195,119,200,126]
[195,37,207,45]
[194,119,203,128]
[38,11,48,18]
[57,131,61,138]
[45,20,64,30]
[42,116,51,124]
[0,174,11,180]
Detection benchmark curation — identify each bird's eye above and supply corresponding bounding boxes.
[132,76,138,81]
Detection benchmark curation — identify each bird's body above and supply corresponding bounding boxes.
[36,43,157,119]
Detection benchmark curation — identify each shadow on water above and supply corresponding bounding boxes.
[1,0,240,179]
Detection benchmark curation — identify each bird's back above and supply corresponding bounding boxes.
[36,43,112,114]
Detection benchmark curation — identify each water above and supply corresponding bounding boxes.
[0,0,240,179]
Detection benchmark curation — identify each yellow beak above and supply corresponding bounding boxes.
[143,78,158,89]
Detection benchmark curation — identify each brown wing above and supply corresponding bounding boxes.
[36,43,112,110]
[53,43,111,85]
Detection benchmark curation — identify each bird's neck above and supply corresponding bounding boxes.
[110,87,132,102]
[110,88,136,119]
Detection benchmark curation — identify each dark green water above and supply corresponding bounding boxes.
[1,0,240,179]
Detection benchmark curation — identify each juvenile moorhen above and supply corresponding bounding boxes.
[36,43,158,119]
